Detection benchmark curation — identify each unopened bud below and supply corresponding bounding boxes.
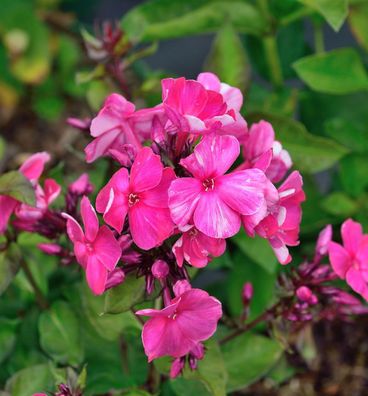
[105,268,125,291]
[170,358,185,379]
[242,282,253,306]
[173,280,191,297]
[296,286,318,305]
[38,243,62,255]
[152,260,169,280]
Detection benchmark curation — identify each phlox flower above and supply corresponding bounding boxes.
[136,280,222,361]
[96,147,175,249]
[240,120,292,183]
[173,226,226,268]
[329,219,368,301]
[85,93,165,163]
[168,134,266,239]
[62,196,121,295]
[253,171,305,264]
[0,152,50,233]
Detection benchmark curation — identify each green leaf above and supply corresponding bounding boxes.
[5,364,54,396]
[227,251,277,318]
[293,48,368,94]
[104,274,146,314]
[184,340,227,396]
[0,137,5,161]
[232,230,277,274]
[205,23,249,92]
[339,154,368,197]
[170,377,211,396]
[299,0,348,31]
[247,113,348,173]
[349,2,368,52]
[222,333,283,392]
[0,317,18,364]
[39,301,84,366]
[121,0,266,43]
[321,192,358,217]
[0,243,21,296]
[0,171,35,205]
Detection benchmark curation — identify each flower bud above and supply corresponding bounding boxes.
[296,286,318,305]
[68,174,93,196]
[242,282,253,306]
[37,243,62,255]
[173,280,191,297]
[105,268,125,291]
[152,260,169,280]
[315,224,332,257]
[170,358,185,379]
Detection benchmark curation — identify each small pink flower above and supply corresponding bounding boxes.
[253,171,305,264]
[168,134,266,239]
[85,93,165,163]
[62,196,121,295]
[173,226,226,268]
[136,281,222,361]
[240,121,292,183]
[68,173,93,195]
[316,224,332,257]
[0,152,51,233]
[96,147,175,249]
[328,219,368,301]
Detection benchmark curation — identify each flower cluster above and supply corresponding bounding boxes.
[1,72,305,371]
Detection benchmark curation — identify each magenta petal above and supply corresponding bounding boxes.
[194,192,240,238]
[94,226,121,271]
[129,203,174,250]
[84,129,120,163]
[62,213,84,243]
[80,196,99,241]
[43,179,61,205]
[180,135,240,179]
[168,177,202,228]
[328,241,351,278]
[74,241,88,269]
[130,147,163,192]
[197,72,221,92]
[86,255,108,295]
[19,152,50,182]
[341,218,363,255]
[269,236,291,265]
[103,189,128,233]
[346,267,368,301]
[141,168,176,208]
[0,195,17,233]
[136,300,181,318]
[197,232,226,258]
[217,169,265,215]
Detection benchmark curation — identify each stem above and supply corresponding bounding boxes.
[130,308,145,326]
[263,36,284,88]
[19,257,49,310]
[219,301,282,345]
[145,362,161,393]
[313,22,325,53]
[279,7,313,26]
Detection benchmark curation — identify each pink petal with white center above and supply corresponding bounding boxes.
[80,196,99,241]
[129,203,174,250]
[86,255,108,295]
[184,115,207,133]
[194,192,240,238]
[168,177,202,228]
[180,134,240,179]
[0,195,17,233]
[19,152,50,182]
[328,241,351,278]
[217,168,266,215]
[130,147,163,192]
[96,167,129,214]
[94,225,121,271]
[141,168,176,208]
[341,218,363,255]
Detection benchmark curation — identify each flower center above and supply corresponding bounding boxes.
[202,178,215,191]
[128,193,140,207]
[85,242,94,253]
[188,228,198,238]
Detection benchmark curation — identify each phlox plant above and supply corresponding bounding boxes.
[1,72,368,396]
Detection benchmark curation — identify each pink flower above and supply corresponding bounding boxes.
[328,219,368,301]
[162,76,246,136]
[96,147,175,249]
[173,226,226,268]
[136,281,222,361]
[168,134,266,239]
[85,93,165,163]
[62,196,121,295]
[241,121,292,183]
[253,171,305,264]
[316,224,332,257]
[0,152,50,233]
[68,173,93,195]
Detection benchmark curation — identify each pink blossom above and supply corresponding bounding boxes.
[136,281,222,361]
[240,120,292,183]
[253,171,305,264]
[0,152,50,233]
[328,219,368,301]
[68,173,93,195]
[85,93,165,163]
[168,134,266,239]
[96,147,175,249]
[316,224,332,257]
[162,76,246,137]
[173,226,226,268]
[62,196,121,295]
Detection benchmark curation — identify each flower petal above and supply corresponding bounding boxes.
[341,218,363,255]
[141,168,176,208]
[86,255,108,295]
[94,225,121,271]
[0,195,17,233]
[62,213,84,243]
[80,196,99,241]
[346,267,368,301]
[328,241,351,278]
[19,152,50,182]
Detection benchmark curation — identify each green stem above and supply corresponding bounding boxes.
[263,35,284,88]
[19,257,49,310]
[314,22,325,53]
[279,7,313,26]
